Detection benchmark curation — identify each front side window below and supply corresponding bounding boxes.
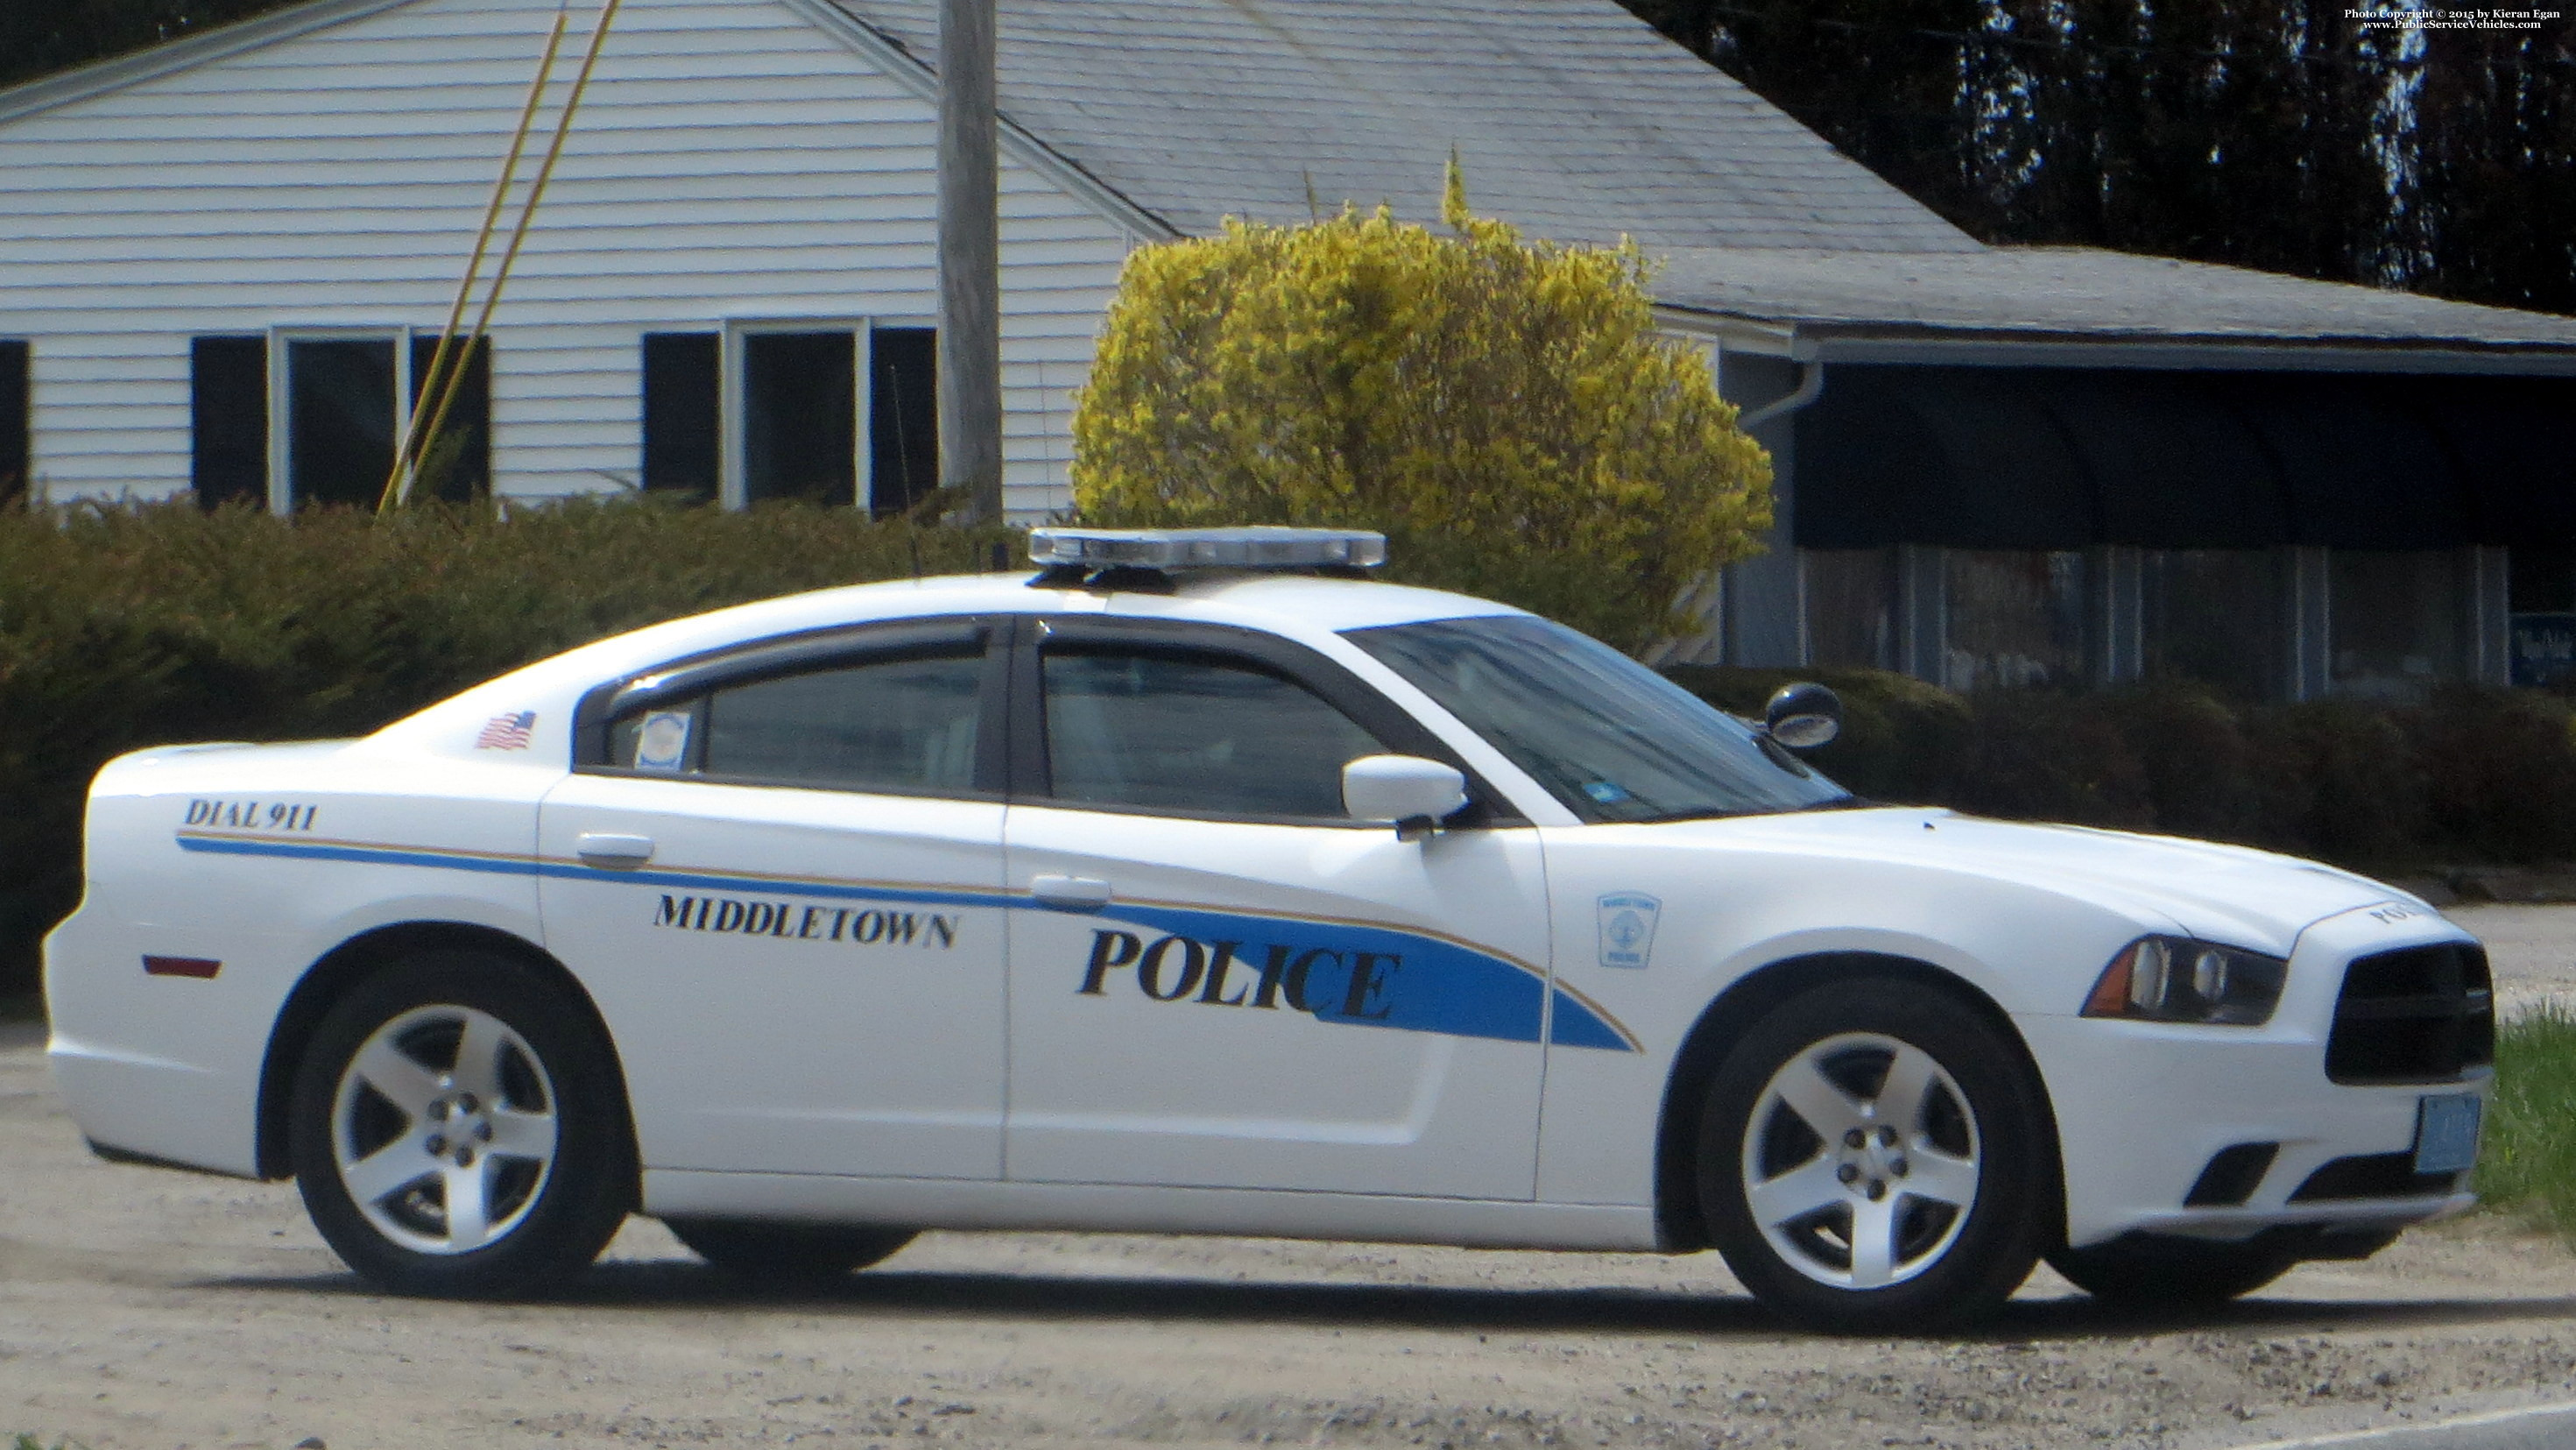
[610,647,984,794]
[1041,647,1386,818]
[1347,614,1850,824]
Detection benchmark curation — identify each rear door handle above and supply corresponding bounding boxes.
[576,832,656,870]
[1030,874,1112,909]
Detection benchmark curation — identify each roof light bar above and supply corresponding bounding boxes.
[1027,527,1387,571]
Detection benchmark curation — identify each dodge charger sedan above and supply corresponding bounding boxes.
[43,527,2492,1332]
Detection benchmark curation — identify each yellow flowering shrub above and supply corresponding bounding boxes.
[1070,166,1772,652]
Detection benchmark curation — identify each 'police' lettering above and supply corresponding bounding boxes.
[1075,930,1406,1024]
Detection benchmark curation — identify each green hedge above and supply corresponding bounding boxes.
[0,500,1015,997]
[1669,666,2576,869]
[11,504,2576,1000]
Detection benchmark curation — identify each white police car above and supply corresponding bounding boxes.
[43,527,2492,1332]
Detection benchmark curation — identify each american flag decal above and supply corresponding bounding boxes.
[476,711,537,750]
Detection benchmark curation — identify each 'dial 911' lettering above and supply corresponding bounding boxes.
[182,798,318,832]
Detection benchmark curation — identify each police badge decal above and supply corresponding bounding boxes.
[1596,892,1661,970]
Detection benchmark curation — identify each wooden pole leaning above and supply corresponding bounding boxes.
[389,0,626,511]
[378,4,570,514]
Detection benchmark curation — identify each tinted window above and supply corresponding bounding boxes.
[1043,648,1384,818]
[1346,614,1850,823]
[610,649,983,794]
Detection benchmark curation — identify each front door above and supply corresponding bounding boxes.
[1001,617,1556,1200]
[538,618,1010,1180]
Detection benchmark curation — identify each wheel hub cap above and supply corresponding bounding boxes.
[329,1004,560,1256]
[1740,1031,1982,1291]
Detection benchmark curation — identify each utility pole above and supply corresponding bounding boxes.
[937,0,1004,523]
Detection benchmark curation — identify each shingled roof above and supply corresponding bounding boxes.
[824,0,1980,253]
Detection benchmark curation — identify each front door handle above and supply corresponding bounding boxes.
[576,832,656,870]
[1030,874,1112,909]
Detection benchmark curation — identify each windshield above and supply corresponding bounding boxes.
[1345,614,1853,824]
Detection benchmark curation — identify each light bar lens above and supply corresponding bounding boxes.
[1028,527,1387,570]
[2083,936,2287,1026]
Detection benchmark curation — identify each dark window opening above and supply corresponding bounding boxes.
[1041,647,1386,818]
[870,326,937,516]
[610,647,985,795]
[285,337,397,509]
[0,340,26,509]
[190,336,267,510]
[406,335,490,503]
[641,332,719,502]
[743,331,855,506]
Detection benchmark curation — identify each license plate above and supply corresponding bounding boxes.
[2414,1093,2483,1176]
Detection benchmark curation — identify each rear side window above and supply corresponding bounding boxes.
[1041,647,1386,819]
[610,648,984,794]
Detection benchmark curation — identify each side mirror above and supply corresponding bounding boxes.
[1764,683,1841,750]
[1343,754,1468,841]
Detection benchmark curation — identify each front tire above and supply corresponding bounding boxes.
[1699,976,2053,1333]
[288,950,634,1297]
[2047,1234,2294,1305]
[664,1219,916,1283]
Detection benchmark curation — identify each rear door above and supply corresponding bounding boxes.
[1000,616,1559,1200]
[537,617,1013,1180]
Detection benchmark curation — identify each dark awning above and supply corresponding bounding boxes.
[1792,365,2576,551]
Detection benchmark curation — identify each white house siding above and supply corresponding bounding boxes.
[0,0,1132,518]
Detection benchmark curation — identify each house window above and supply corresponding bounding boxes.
[2142,550,2285,703]
[642,332,719,501]
[191,336,268,509]
[268,330,489,511]
[2331,550,2465,700]
[1944,550,2088,691]
[743,331,857,505]
[869,327,938,516]
[669,322,936,511]
[0,339,26,507]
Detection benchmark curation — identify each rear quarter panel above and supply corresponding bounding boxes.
[45,741,555,1176]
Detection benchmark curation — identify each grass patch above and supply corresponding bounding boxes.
[2477,1008,2576,1241]
[14,1435,88,1450]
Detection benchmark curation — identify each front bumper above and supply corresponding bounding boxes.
[2022,907,2491,1251]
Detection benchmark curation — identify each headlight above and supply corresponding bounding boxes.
[2082,936,2286,1026]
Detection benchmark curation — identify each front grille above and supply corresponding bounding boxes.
[2289,1152,2460,1202]
[2325,943,2495,1086]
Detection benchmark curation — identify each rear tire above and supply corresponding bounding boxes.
[1698,976,2054,1334]
[2047,1235,2295,1305]
[288,950,634,1297]
[664,1219,916,1283]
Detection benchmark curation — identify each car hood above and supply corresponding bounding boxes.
[1659,807,2417,958]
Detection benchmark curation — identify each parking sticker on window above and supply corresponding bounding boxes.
[634,711,691,771]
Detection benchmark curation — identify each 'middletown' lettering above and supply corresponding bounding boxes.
[1076,928,1398,1020]
[653,894,959,950]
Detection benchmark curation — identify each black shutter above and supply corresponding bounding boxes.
[407,335,490,502]
[189,336,268,510]
[0,341,24,507]
[641,332,720,502]
[869,326,938,517]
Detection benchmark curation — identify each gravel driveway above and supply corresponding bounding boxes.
[5,902,2575,1450]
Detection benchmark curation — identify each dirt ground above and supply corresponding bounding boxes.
[5,902,2575,1450]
